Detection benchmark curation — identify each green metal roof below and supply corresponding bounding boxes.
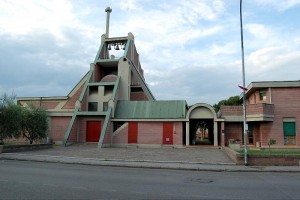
[114,100,187,119]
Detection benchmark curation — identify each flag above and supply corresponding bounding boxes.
[238,85,248,91]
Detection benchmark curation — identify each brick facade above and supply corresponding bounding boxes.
[50,117,71,142]
[111,121,183,146]
[62,84,84,109]
[221,85,300,148]
[130,92,148,101]
[224,123,243,146]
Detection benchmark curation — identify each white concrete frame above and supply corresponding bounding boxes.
[185,103,218,146]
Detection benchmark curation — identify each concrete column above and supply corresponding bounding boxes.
[185,121,189,146]
[214,121,218,146]
[221,121,225,147]
[118,59,130,100]
[105,7,112,38]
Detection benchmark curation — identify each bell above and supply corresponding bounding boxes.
[122,43,126,50]
[115,43,120,50]
[108,44,111,50]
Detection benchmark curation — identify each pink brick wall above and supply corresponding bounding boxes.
[259,88,300,147]
[224,123,243,146]
[130,92,148,101]
[81,92,88,112]
[68,118,78,143]
[112,122,183,145]
[63,84,84,109]
[103,121,112,145]
[137,122,163,144]
[221,106,243,116]
[173,122,183,145]
[94,64,102,82]
[23,101,60,109]
[50,116,71,142]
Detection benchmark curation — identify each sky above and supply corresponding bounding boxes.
[0,0,300,105]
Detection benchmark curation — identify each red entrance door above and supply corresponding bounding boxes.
[163,122,173,145]
[86,121,101,142]
[128,122,138,143]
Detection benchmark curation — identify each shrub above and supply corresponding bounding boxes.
[0,94,22,145]
[21,105,48,144]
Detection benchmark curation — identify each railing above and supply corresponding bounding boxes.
[221,103,274,117]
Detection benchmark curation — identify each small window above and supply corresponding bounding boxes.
[259,90,266,101]
[104,85,114,96]
[88,102,98,111]
[103,102,108,112]
[283,121,296,145]
[247,124,254,144]
[89,86,98,96]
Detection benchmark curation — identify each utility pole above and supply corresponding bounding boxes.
[240,0,248,165]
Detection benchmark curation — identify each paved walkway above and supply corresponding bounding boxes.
[4,143,233,164]
[1,144,300,172]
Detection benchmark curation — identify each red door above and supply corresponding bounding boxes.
[128,122,138,143]
[163,122,173,145]
[86,121,101,142]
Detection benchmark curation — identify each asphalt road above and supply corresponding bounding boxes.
[0,160,299,200]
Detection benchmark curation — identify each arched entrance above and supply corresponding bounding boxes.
[186,103,218,146]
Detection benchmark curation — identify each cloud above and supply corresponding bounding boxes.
[246,46,300,77]
[254,0,300,11]
[119,0,141,11]
[0,0,299,106]
[0,0,75,41]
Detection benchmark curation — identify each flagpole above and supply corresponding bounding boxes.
[240,0,248,165]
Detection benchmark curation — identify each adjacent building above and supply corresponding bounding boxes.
[219,81,300,148]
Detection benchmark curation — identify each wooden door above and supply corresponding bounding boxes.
[163,122,173,145]
[86,121,101,142]
[128,122,138,144]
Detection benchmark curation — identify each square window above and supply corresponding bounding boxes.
[259,90,266,101]
[283,121,296,145]
[88,102,98,111]
[89,86,98,95]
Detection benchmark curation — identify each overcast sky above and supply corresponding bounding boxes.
[0,0,299,105]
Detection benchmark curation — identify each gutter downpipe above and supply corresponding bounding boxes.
[240,0,248,165]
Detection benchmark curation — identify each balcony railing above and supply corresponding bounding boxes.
[220,103,274,121]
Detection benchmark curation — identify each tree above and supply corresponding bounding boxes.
[21,105,48,144]
[213,95,243,112]
[196,121,208,142]
[0,93,22,144]
[268,138,276,155]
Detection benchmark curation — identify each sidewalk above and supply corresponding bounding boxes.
[1,144,299,172]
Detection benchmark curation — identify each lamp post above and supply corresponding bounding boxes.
[239,0,248,165]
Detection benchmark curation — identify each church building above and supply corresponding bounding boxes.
[17,7,299,149]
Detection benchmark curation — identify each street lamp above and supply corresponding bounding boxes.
[239,0,248,165]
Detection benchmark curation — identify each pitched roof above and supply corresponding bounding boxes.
[114,100,187,119]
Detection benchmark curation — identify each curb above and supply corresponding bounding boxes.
[1,153,300,173]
